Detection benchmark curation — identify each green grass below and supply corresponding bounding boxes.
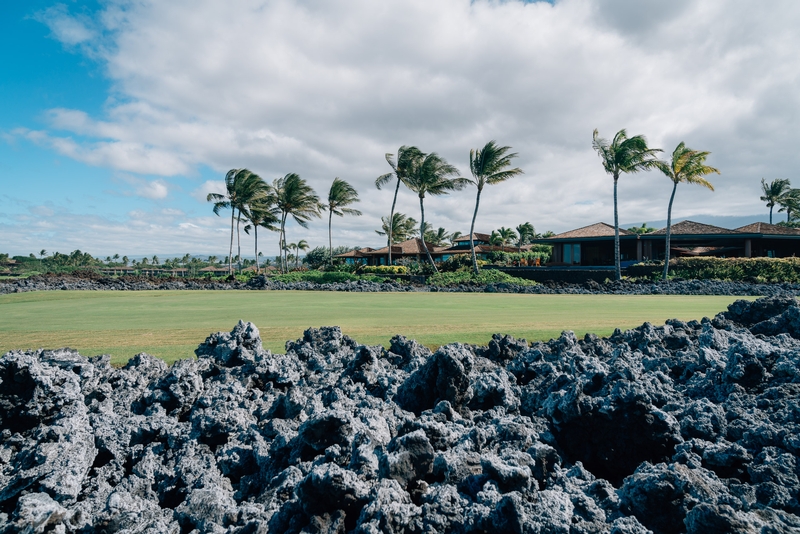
[0,290,753,366]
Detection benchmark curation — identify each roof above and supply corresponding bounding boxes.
[546,222,632,239]
[199,266,230,272]
[734,222,800,236]
[335,248,374,258]
[452,232,493,243]
[439,244,519,254]
[651,220,734,236]
[368,238,447,255]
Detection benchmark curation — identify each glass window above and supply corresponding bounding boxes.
[573,244,581,264]
[563,244,572,264]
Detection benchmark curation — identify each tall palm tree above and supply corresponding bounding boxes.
[376,213,418,243]
[778,188,800,223]
[404,152,469,272]
[592,129,662,280]
[761,178,792,224]
[207,168,269,274]
[324,178,362,265]
[270,173,322,273]
[467,141,524,274]
[375,146,424,265]
[244,195,280,273]
[656,142,720,280]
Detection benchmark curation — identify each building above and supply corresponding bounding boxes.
[536,220,800,267]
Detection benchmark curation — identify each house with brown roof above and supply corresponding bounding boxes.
[437,232,521,260]
[335,247,374,265]
[359,239,448,266]
[536,220,800,267]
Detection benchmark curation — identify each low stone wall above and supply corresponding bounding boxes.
[2,296,800,532]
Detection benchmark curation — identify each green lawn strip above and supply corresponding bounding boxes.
[0,290,753,365]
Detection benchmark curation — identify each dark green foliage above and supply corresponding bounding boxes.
[271,271,383,284]
[304,246,354,269]
[627,257,800,283]
[427,269,537,287]
[487,246,552,265]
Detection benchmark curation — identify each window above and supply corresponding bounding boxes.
[563,244,572,264]
[563,244,580,264]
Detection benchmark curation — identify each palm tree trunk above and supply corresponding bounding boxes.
[254,226,259,274]
[228,208,235,274]
[770,206,773,225]
[388,177,401,265]
[662,181,678,281]
[279,214,286,273]
[419,196,438,273]
[236,211,242,272]
[470,188,482,276]
[329,209,334,266]
[613,174,621,281]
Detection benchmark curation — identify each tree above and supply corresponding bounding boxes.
[404,152,469,272]
[122,256,129,267]
[655,142,719,280]
[516,222,535,252]
[778,189,800,223]
[424,227,451,246]
[293,240,309,269]
[376,213,418,243]
[493,227,517,248]
[592,129,662,280]
[760,178,791,224]
[627,222,657,235]
[467,141,524,274]
[207,168,269,274]
[375,146,424,265]
[152,255,159,266]
[270,173,322,273]
[324,178,362,265]
[244,195,280,273]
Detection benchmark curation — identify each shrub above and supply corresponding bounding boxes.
[271,271,383,284]
[362,265,407,275]
[427,269,537,287]
[626,257,800,283]
[304,246,357,269]
[437,255,487,273]
[487,247,551,266]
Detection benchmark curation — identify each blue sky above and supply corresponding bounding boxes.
[2,0,799,257]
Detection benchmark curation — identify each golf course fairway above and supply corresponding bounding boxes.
[0,290,753,365]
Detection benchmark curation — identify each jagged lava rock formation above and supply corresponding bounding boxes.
[3,297,800,533]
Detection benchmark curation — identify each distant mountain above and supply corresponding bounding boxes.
[622,214,772,232]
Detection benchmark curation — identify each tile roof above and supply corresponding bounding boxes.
[452,232,493,243]
[651,220,736,235]
[547,222,632,239]
[734,222,800,236]
[335,248,374,258]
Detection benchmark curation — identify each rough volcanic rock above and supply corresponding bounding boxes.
[2,297,800,532]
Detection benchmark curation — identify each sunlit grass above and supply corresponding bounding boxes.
[0,290,752,365]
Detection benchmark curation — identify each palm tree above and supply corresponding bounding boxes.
[467,141,524,275]
[656,142,720,280]
[778,189,800,223]
[449,231,463,243]
[270,173,322,273]
[294,240,309,269]
[592,129,663,280]
[494,227,517,248]
[404,152,469,272]
[516,222,535,252]
[207,168,269,274]
[324,178,362,265]
[376,213,418,243]
[152,255,159,266]
[424,227,450,246]
[122,256,129,267]
[244,195,280,273]
[761,178,792,224]
[375,146,424,265]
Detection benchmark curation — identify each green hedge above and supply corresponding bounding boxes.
[627,257,800,283]
[271,271,384,284]
[361,265,408,274]
[427,269,537,287]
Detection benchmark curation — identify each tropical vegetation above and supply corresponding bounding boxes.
[655,142,720,280]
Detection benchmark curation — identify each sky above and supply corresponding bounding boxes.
[2,0,799,258]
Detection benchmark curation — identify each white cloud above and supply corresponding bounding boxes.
[33,4,97,46]
[191,180,227,203]
[14,0,800,252]
[115,175,170,200]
